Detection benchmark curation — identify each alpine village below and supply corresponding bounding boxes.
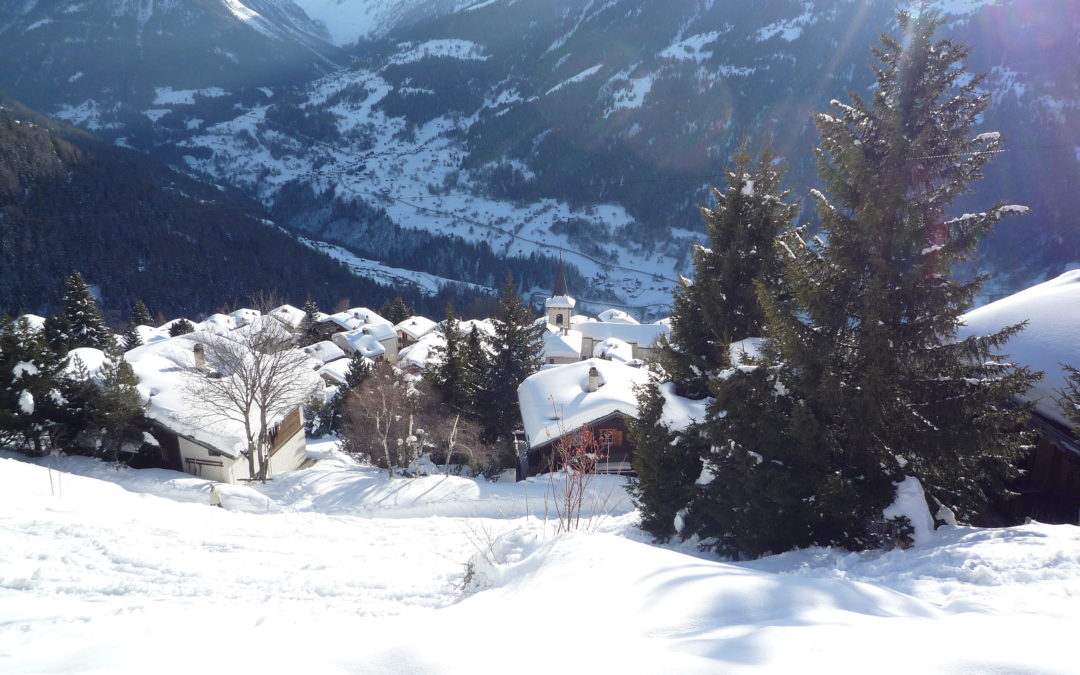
[1,1,1079,672]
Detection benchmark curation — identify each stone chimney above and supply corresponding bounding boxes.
[193,343,207,373]
[587,366,602,393]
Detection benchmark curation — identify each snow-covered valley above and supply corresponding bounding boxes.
[3,444,1078,673]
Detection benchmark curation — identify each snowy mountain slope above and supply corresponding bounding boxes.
[0,0,341,112]
[290,0,461,45]
[2,0,1076,312]
[2,451,1079,673]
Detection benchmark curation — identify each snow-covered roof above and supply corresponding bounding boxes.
[322,307,394,333]
[319,356,372,386]
[304,340,346,364]
[570,315,596,328]
[543,325,583,359]
[132,325,168,346]
[228,308,262,327]
[332,329,387,359]
[518,358,652,449]
[597,308,639,324]
[592,337,634,363]
[269,304,306,329]
[395,315,437,341]
[362,321,398,342]
[198,313,238,333]
[66,348,107,378]
[157,318,195,333]
[546,294,576,310]
[125,334,319,459]
[17,314,45,332]
[459,318,496,337]
[578,322,669,347]
[397,332,444,372]
[959,270,1080,427]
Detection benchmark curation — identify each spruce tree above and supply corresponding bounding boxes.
[121,324,142,351]
[628,380,703,540]
[62,271,113,350]
[478,276,544,460]
[168,318,195,337]
[0,316,69,455]
[87,344,146,462]
[298,299,327,347]
[660,150,796,398]
[461,325,489,417]
[426,304,472,416]
[129,300,154,328]
[380,296,414,326]
[696,11,1038,556]
[1057,365,1080,432]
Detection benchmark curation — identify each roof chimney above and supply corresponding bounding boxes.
[193,343,207,373]
[587,366,602,393]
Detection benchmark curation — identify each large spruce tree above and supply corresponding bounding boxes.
[426,304,473,416]
[478,276,544,460]
[62,271,112,350]
[695,11,1037,556]
[660,150,796,398]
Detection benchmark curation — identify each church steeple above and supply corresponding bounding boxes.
[552,259,568,297]
[545,259,575,329]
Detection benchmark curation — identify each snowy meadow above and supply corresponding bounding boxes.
[2,441,1078,674]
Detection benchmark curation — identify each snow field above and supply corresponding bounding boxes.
[2,446,1079,673]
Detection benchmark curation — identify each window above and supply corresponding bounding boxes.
[598,428,623,447]
[555,314,564,325]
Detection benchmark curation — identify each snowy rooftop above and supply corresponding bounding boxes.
[319,356,372,386]
[597,308,639,324]
[395,315,438,341]
[322,307,394,333]
[65,347,107,379]
[578,321,670,347]
[398,332,443,372]
[960,270,1080,427]
[269,304,306,329]
[198,313,238,333]
[545,294,576,309]
[125,334,320,459]
[304,340,347,364]
[332,329,387,359]
[228,308,262,327]
[16,314,45,332]
[518,358,652,449]
[542,324,583,359]
[593,337,634,363]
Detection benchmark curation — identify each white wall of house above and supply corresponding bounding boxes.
[268,428,307,479]
[177,437,238,483]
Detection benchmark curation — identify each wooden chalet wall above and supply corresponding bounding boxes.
[525,413,636,477]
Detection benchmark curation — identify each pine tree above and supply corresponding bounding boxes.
[129,300,153,328]
[461,325,489,417]
[426,304,472,416]
[628,380,703,540]
[1057,365,1080,432]
[696,11,1038,556]
[168,318,195,337]
[660,150,796,398]
[298,299,328,347]
[121,324,142,351]
[62,271,113,350]
[0,316,69,455]
[87,343,146,462]
[478,276,544,461]
[380,296,414,326]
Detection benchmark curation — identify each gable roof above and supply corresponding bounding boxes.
[395,315,437,341]
[518,358,651,449]
[578,321,670,347]
[960,270,1080,428]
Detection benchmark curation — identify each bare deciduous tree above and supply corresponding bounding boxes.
[341,361,421,476]
[185,317,320,481]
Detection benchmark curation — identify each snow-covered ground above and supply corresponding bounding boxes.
[2,442,1078,673]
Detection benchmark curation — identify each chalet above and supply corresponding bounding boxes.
[517,358,652,477]
[960,270,1080,524]
[125,334,314,484]
[269,304,306,330]
[395,315,437,350]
